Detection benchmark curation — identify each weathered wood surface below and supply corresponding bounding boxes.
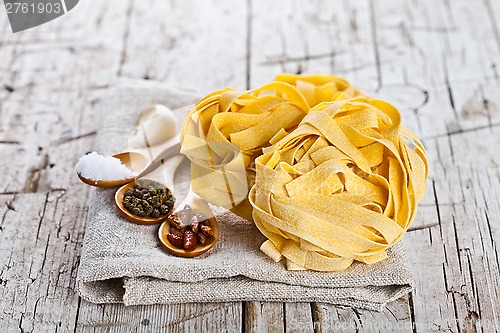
[0,0,499,332]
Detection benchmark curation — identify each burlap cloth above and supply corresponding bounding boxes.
[76,83,414,311]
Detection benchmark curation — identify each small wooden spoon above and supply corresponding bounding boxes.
[113,152,219,256]
[158,183,219,257]
[77,134,180,188]
[77,152,148,188]
[158,213,219,258]
[114,155,182,225]
[114,180,169,225]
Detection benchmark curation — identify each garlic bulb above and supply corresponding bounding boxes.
[128,104,178,148]
[136,104,171,125]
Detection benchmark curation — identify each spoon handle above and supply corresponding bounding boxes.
[175,184,214,219]
[136,134,181,178]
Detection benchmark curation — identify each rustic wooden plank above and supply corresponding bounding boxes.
[0,0,128,194]
[0,190,89,332]
[118,0,249,92]
[285,303,315,333]
[373,0,500,138]
[249,0,378,90]
[312,296,412,333]
[245,302,284,333]
[76,302,242,333]
[405,126,500,332]
[0,1,133,332]
[245,302,314,333]
[369,0,500,331]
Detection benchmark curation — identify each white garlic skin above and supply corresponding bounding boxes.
[136,104,172,124]
[128,104,177,148]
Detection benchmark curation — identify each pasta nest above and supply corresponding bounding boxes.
[180,74,362,221]
[249,97,428,271]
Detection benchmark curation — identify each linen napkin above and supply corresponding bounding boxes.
[76,82,414,311]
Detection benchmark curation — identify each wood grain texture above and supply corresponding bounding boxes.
[0,0,499,332]
[117,0,249,92]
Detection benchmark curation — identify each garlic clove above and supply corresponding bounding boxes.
[137,104,173,125]
[128,105,178,148]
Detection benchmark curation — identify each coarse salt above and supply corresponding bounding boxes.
[75,152,134,181]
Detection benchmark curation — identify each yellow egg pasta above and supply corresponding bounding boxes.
[249,97,428,271]
[275,73,363,107]
[180,75,361,221]
[179,74,428,271]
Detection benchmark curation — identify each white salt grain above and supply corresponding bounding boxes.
[75,152,134,181]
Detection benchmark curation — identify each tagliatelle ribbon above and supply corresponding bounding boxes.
[180,75,362,221]
[180,74,428,271]
[249,97,428,271]
[275,73,362,108]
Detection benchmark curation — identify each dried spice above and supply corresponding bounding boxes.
[182,230,197,250]
[167,204,214,250]
[167,228,183,248]
[122,179,175,218]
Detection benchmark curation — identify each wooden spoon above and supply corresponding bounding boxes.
[114,155,219,257]
[114,180,170,225]
[114,155,184,225]
[158,213,218,258]
[158,185,219,257]
[77,134,180,188]
[154,157,219,258]
[160,181,219,257]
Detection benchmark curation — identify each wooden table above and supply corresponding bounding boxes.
[0,0,499,332]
